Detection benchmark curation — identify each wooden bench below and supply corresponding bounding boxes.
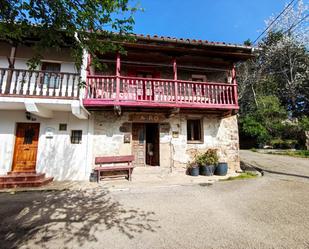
[94,155,134,182]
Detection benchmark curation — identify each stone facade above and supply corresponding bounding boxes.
[92,111,240,172]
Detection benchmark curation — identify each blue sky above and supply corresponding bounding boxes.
[131,0,288,44]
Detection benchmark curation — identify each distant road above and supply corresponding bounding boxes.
[240,150,309,182]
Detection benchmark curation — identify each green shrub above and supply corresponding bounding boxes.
[269,138,298,149]
[195,149,219,165]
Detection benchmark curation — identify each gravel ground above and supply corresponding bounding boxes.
[0,151,309,249]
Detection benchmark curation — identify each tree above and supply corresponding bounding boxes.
[262,0,309,117]
[0,0,139,69]
[237,0,309,148]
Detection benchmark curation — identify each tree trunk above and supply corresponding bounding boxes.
[305,131,309,150]
[5,45,17,94]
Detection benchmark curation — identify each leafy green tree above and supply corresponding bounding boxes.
[0,0,139,69]
[237,1,309,148]
[239,95,287,144]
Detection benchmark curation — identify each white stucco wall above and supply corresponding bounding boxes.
[0,110,93,180]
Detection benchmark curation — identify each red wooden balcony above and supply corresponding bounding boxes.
[83,75,239,110]
[0,68,81,99]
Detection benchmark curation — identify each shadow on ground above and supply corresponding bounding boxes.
[0,188,158,249]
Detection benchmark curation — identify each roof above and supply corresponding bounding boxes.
[130,33,254,51]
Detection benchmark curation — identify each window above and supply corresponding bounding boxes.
[191,74,206,82]
[59,123,67,131]
[71,130,82,144]
[41,62,61,88]
[24,128,35,144]
[187,119,202,142]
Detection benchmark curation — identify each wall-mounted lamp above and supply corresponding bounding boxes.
[25,111,36,121]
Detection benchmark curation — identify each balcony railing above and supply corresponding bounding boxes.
[84,75,238,109]
[0,68,80,99]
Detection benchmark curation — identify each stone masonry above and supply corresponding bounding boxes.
[92,111,240,172]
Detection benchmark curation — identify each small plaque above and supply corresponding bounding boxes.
[128,113,165,122]
[45,127,55,138]
[172,131,179,138]
[124,133,131,143]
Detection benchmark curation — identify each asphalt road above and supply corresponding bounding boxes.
[240,149,309,182]
[0,151,309,249]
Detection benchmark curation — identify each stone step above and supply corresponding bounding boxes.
[7,171,36,175]
[0,177,54,189]
[0,173,46,183]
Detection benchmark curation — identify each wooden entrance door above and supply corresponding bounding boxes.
[132,123,146,167]
[12,123,40,172]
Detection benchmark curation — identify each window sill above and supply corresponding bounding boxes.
[187,140,204,144]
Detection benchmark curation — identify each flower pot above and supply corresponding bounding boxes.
[190,167,200,176]
[200,164,215,176]
[215,162,228,176]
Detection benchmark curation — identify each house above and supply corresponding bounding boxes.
[0,34,253,187]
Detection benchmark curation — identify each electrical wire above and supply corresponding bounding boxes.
[253,0,298,44]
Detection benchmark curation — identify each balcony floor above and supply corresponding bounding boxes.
[83,99,239,112]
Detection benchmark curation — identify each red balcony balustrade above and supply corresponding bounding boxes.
[84,75,238,109]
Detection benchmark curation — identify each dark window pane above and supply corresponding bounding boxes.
[24,128,35,144]
[71,130,82,144]
[59,123,67,131]
[41,62,61,88]
[187,120,202,141]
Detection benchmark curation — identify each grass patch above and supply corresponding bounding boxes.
[266,150,309,158]
[250,148,258,152]
[223,172,258,181]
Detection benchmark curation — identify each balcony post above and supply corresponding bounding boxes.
[232,64,238,106]
[81,49,89,98]
[116,52,121,101]
[5,45,17,94]
[173,58,178,102]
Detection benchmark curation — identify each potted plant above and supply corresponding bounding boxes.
[198,149,218,176]
[187,161,200,176]
[215,162,228,176]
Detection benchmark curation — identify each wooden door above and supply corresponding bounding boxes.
[12,123,40,172]
[132,123,146,167]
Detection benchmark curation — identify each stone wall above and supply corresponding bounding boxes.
[92,111,240,172]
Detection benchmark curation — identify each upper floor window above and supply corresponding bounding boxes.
[136,72,153,78]
[41,62,61,88]
[191,74,206,82]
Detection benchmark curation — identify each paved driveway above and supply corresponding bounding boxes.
[240,150,309,182]
[0,151,309,249]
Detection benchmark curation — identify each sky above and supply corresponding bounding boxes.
[131,0,289,45]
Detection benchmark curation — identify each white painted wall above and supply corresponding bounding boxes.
[0,110,93,180]
[0,42,77,73]
[0,42,80,99]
